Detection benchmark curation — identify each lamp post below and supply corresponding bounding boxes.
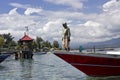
[25,26,29,35]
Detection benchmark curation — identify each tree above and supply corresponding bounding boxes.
[3,33,14,48]
[52,40,59,48]
[10,40,17,49]
[36,37,43,49]
[0,36,4,48]
[32,40,37,50]
[42,40,52,48]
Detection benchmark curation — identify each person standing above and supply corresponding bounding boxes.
[62,23,71,51]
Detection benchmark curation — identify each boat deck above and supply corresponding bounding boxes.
[54,50,120,59]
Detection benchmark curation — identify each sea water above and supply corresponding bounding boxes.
[0,52,120,80]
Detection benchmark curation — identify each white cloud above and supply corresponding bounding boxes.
[9,3,30,9]
[44,0,83,10]
[24,8,42,15]
[84,21,106,37]
[10,3,43,16]
[95,0,120,39]
[41,19,66,40]
[103,0,120,12]
[70,21,109,44]
[8,8,20,15]
[0,8,37,41]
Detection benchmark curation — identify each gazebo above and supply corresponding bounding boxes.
[19,34,33,42]
[17,34,34,59]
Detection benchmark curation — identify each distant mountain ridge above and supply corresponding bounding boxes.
[83,38,120,49]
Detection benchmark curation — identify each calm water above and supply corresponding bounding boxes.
[0,52,120,80]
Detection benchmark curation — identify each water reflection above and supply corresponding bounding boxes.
[20,59,33,79]
[0,65,5,70]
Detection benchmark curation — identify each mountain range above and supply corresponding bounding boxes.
[83,38,120,49]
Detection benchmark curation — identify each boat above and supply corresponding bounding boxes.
[54,51,120,77]
[0,54,10,63]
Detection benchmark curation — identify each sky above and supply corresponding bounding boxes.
[0,0,120,48]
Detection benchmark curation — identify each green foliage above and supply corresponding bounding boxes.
[32,40,37,49]
[0,34,60,51]
[42,40,52,48]
[2,33,14,48]
[0,36,4,48]
[15,45,20,50]
[52,40,59,48]
[36,37,43,49]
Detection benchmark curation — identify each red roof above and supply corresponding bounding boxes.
[20,34,33,41]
